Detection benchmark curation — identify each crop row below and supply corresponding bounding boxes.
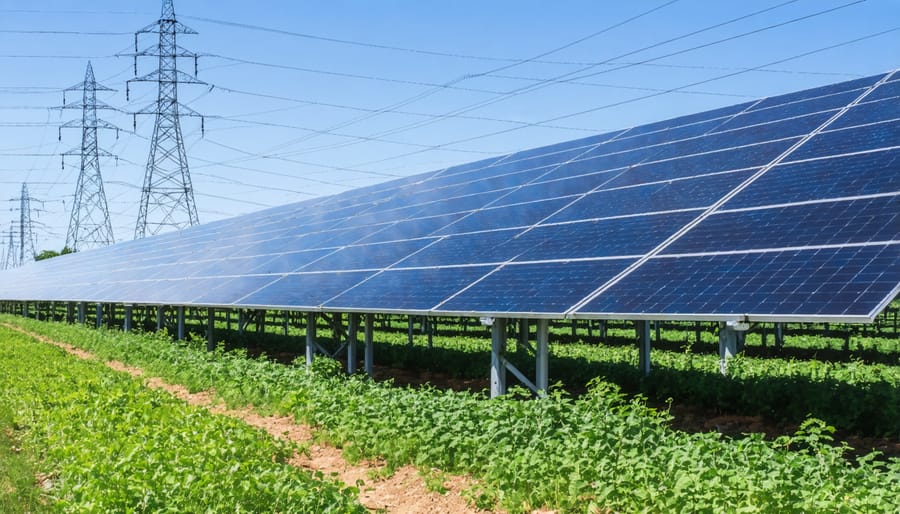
[0,323,364,513]
[5,315,898,513]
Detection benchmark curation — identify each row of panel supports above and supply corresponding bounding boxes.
[3,301,780,394]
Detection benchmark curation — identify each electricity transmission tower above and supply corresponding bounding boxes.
[60,61,118,251]
[128,0,205,239]
[1,224,14,270]
[8,183,39,267]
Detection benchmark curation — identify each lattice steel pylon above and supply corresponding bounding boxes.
[60,61,118,252]
[128,0,205,239]
[1,224,14,270]
[9,183,38,266]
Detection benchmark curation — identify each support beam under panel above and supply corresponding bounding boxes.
[536,319,549,396]
[719,323,738,376]
[95,303,103,329]
[66,302,74,324]
[77,302,86,324]
[176,306,185,341]
[490,318,508,398]
[347,313,358,374]
[364,313,374,376]
[156,306,165,331]
[207,308,215,351]
[775,322,785,349]
[518,319,529,353]
[636,320,651,377]
[124,305,133,332]
[407,316,414,346]
[306,312,316,366]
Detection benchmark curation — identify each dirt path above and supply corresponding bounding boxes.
[3,324,484,514]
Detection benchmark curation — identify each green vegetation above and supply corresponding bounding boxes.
[4,315,898,513]
[0,403,47,513]
[0,323,364,513]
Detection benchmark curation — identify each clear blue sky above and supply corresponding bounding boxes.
[0,0,897,252]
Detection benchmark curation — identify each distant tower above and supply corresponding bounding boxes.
[12,183,38,266]
[61,61,117,251]
[129,0,205,239]
[1,224,14,270]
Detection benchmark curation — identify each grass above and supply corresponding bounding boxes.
[0,404,47,513]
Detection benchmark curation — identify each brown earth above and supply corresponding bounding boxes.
[4,324,484,514]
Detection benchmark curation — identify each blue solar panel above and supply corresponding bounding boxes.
[325,266,495,311]
[828,98,900,130]
[301,239,436,272]
[234,271,372,308]
[863,79,900,103]
[603,139,796,189]
[547,169,753,223]
[438,259,634,314]
[581,245,900,317]
[787,119,900,161]
[434,197,572,235]
[726,149,900,208]
[715,89,861,132]
[1,72,896,323]
[515,212,699,261]
[663,196,899,255]
[748,74,885,111]
[396,229,528,267]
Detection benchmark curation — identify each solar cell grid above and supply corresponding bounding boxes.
[0,71,896,323]
[788,119,900,160]
[663,196,900,255]
[724,148,900,208]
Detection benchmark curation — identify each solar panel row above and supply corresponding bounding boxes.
[1,71,897,323]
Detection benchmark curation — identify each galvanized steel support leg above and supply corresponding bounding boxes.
[22,302,28,318]
[283,310,289,336]
[156,306,165,331]
[124,305,133,332]
[176,306,185,341]
[95,303,103,328]
[719,323,738,376]
[306,312,316,366]
[518,319,529,353]
[364,313,374,376]
[536,319,549,395]
[206,308,215,351]
[636,320,651,377]
[347,313,359,374]
[238,309,244,335]
[77,302,86,324]
[490,318,508,398]
[775,322,784,349]
[407,316,414,346]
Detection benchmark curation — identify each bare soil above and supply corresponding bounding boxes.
[4,324,484,514]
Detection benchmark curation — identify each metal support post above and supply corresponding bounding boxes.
[206,308,215,351]
[95,303,103,328]
[283,310,289,336]
[426,317,433,349]
[490,318,508,398]
[775,322,784,349]
[124,305,133,332]
[719,323,738,376]
[364,313,374,376]
[407,316,414,345]
[66,302,75,323]
[347,313,359,374]
[176,306,185,340]
[156,306,165,331]
[636,320,651,377]
[536,319,549,395]
[518,318,529,353]
[306,312,316,366]
[654,320,661,342]
[77,302,86,324]
[22,302,28,318]
[237,309,244,335]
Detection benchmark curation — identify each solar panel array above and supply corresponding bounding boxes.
[2,71,898,322]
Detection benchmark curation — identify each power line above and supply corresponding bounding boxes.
[268,0,861,162]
